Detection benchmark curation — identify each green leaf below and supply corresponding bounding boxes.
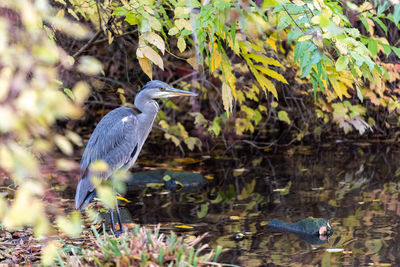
[113,7,128,16]
[394,5,400,25]
[56,211,82,238]
[294,41,307,63]
[335,56,349,71]
[125,12,139,25]
[263,0,279,7]
[278,110,291,124]
[356,85,363,102]
[377,1,391,16]
[381,44,391,55]
[209,117,222,136]
[197,203,209,218]
[277,13,291,31]
[63,88,74,100]
[368,39,377,57]
[371,17,387,35]
[391,46,400,59]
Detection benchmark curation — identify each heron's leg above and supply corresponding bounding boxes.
[115,197,124,233]
[109,208,117,234]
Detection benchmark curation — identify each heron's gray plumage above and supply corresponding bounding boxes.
[75,80,197,212]
[75,107,139,210]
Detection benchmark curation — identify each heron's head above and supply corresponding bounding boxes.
[138,80,198,99]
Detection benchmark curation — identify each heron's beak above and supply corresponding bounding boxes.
[165,87,198,97]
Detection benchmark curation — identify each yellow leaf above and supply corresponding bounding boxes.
[175,18,191,30]
[186,57,199,70]
[116,195,132,203]
[175,7,191,18]
[143,32,165,54]
[108,30,114,45]
[222,82,233,114]
[54,134,73,155]
[89,160,109,173]
[72,81,90,104]
[138,45,164,70]
[77,56,103,76]
[119,93,126,104]
[56,159,79,171]
[149,16,162,31]
[165,133,180,146]
[178,122,189,138]
[247,54,282,67]
[254,65,288,84]
[0,67,12,102]
[221,59,237,101]
[41,240,61,266]
[298,35,313,42]
[168,27,179,35]
[266,38,277,52]
[56,211,82,238]
[210,44,222,72]
[175,225,193,229]
[121,0,131,10]
[177,36,186,52]
[330,77,350,100]
[137,56,152,79]
[143,6,154,15]
[335,40,348,55]
[66,130,82,146]
[159,120,169,129]
[359,2,373,12]
[97,185,115,209]
[254,71,278,98]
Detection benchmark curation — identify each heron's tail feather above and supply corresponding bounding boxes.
[75,177,96,211]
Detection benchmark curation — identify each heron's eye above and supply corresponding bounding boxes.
[160,87,165,91]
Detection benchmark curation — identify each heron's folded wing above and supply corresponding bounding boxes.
[81,112,139,176]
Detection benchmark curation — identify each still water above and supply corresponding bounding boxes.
[104,144,400,266]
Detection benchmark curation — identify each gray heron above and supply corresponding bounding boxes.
[75,80,197,235]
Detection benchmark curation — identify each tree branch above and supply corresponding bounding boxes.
[72,29,104,59]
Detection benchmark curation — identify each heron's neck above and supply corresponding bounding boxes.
[134,97,159,149]
[135,93,159,114]
[134,96,159,124]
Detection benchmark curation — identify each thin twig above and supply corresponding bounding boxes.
[165,48,187,60]
[92,30,139,45]
[170,72,198,86]
[72,29,104,59]
[282,4,305,34]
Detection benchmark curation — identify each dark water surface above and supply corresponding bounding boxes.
[113,145,400,266]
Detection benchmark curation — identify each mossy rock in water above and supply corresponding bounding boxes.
[268,217,333,245]
[126,169,207,192]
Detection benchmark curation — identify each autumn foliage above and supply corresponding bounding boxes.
[1,0,400,265]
